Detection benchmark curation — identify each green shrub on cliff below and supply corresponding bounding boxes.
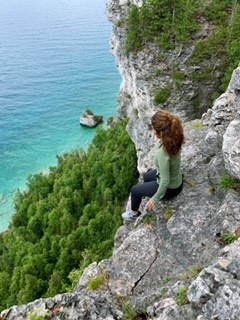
[219,175,240,191]
[125,0,240,93]
[176,287,189,305]
[87,271,108,290]
[125,4,142,54]
[125,0,199,54]
[219,233,237,245]
[187,0,240,91]
[0,119,138,311]
[154,86,171,104]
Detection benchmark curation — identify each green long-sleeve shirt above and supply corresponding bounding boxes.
[152,144,182,204]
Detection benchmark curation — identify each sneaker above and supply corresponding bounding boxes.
[122,211,141,221]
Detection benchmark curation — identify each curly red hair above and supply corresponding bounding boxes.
[151,110,184,156]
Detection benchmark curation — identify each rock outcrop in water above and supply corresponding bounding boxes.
[1,0,240,319]
[80,109,103,128]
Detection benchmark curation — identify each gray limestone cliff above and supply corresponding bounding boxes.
[107,0,227,174]
[1,1,240,319]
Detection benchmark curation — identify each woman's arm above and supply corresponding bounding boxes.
[151,149,170,205]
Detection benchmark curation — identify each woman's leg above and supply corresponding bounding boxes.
[143,169,157,182]
[131,180,158,211]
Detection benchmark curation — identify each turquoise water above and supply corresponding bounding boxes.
[0,0,121,231]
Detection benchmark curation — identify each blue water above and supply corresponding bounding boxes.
[0,0,121,231]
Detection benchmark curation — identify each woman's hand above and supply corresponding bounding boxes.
[147,199,156,210]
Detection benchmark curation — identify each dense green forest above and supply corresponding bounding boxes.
[125,0,240,89]
[0,120,138,311]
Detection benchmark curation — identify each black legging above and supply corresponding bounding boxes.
[131,169,183,211]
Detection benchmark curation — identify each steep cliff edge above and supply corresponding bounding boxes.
[1,1,240,319]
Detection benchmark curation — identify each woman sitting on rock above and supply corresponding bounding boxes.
[122,110,184,221]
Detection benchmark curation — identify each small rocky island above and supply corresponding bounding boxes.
[79,109,103,128]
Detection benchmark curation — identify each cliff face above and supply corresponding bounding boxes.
[108,0,225,174]
[1,1,240,319]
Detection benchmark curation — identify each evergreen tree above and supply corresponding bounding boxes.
[0,120,138,311]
